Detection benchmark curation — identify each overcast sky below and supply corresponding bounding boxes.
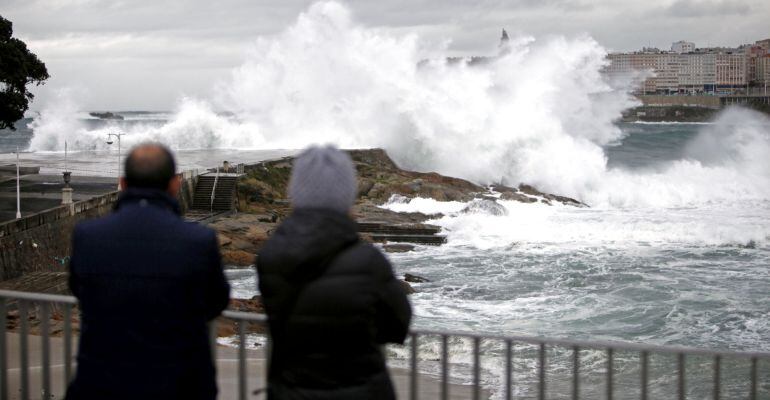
[2,0,769,111]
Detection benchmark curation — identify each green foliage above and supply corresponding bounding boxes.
[0,15,49,130]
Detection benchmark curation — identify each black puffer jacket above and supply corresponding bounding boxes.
[257,208,412,400]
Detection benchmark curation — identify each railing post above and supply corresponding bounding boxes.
[538,342,546,400]
[640,351,648,400]
[607,347,613,400]
[677,353,685,400]
[41,303,51,399]
[573,346,579,400]
[441,335,449,400]
[505,340,513,400]
[64,304,73,384]
[749,357,757,400]
[410,333,418,400]
[473,337,481,400]
[238,320,247,400]
[209,319,218,361]
[713,355,720,400]
[0,299,7,400]
[18,301,30,400]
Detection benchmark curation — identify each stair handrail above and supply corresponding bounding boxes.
[210,167,220,213]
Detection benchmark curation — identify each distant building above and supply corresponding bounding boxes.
[604,39,769,94]
[745,45,768,83]
[715,53,747,89]
[671,41,695,54]
[757,55,770,87]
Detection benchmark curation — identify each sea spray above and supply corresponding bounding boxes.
[29,1,640,201]
[27,2,770,211]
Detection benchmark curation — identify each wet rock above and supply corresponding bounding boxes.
[230,297,264,313]
[383,243,415,253]
[358,179,375,197]
[500,192,537,203]
[490,183,586,207]
[399,280,416,294]
[408,179,423,192]
[461,198,508,216]
[404,273,430,283]
[217,234,233,247]
[518,184,587,207]
[222,250,255,267]
[740,240,757,249]
[256,213,277,223]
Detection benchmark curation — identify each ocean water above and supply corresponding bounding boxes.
[373,120,770,398]
[2,2,768,396]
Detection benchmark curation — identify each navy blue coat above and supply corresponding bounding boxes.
[66,188,230,400]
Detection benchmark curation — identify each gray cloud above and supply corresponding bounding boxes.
[666,0,752,18]
[1,0,767,110]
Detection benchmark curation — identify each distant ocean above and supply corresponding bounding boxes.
[4,111,767,398]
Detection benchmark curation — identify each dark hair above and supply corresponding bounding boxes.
[123,143,177,190]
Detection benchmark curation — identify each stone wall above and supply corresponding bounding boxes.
[0,193,118,281]
[177,169,202,213]
[0,171,202,282]
[637,95,722,109]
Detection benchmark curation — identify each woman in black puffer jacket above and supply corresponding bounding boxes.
[257,146,412,400]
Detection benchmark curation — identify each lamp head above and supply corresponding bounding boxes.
[106,140,113,145]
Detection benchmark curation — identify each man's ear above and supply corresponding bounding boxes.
[167,174,182,197]
[119,177,128,191]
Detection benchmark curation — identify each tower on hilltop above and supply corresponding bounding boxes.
[500,29,510,47]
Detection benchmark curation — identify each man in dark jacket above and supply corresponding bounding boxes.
[257,145,412,400]
[66,143,230,400]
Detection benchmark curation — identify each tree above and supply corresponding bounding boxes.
[0,15,49,130]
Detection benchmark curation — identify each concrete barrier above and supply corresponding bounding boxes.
[637,95,722,109]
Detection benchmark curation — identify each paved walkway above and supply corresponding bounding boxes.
[3,333,486,399]
[0,174,116,222]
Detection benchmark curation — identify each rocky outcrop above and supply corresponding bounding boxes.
[208,149,587,261]
[404,273,431,283]
[462,198,508,216]
[208,215,272,267]
[89,112,124,120]
[492,184,587,207]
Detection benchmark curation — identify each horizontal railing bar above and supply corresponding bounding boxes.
[410,328,770,359]
[0,290,77,305]
[2,289,769,360]
[222,310,268,323]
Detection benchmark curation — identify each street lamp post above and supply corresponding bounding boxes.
[16,147,21,219]
[106,133,124,190]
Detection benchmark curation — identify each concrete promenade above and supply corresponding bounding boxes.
[0,174,116,222]
[4,333,486,399]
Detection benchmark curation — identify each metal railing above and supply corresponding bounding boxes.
[210,166,220,214]
[1,289,768,400]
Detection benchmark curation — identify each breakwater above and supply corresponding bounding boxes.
[623,94,770,122]
[0,169,202,281]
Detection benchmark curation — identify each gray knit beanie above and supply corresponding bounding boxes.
[288,145,357,214]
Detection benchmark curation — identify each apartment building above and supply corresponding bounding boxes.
[671,41,695,54]
[604,40,765,94]
[758,55,770,86]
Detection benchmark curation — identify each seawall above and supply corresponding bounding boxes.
[623,95,770,122]
[0,169,202,282]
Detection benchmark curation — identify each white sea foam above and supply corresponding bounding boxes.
[27,2,770,212]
